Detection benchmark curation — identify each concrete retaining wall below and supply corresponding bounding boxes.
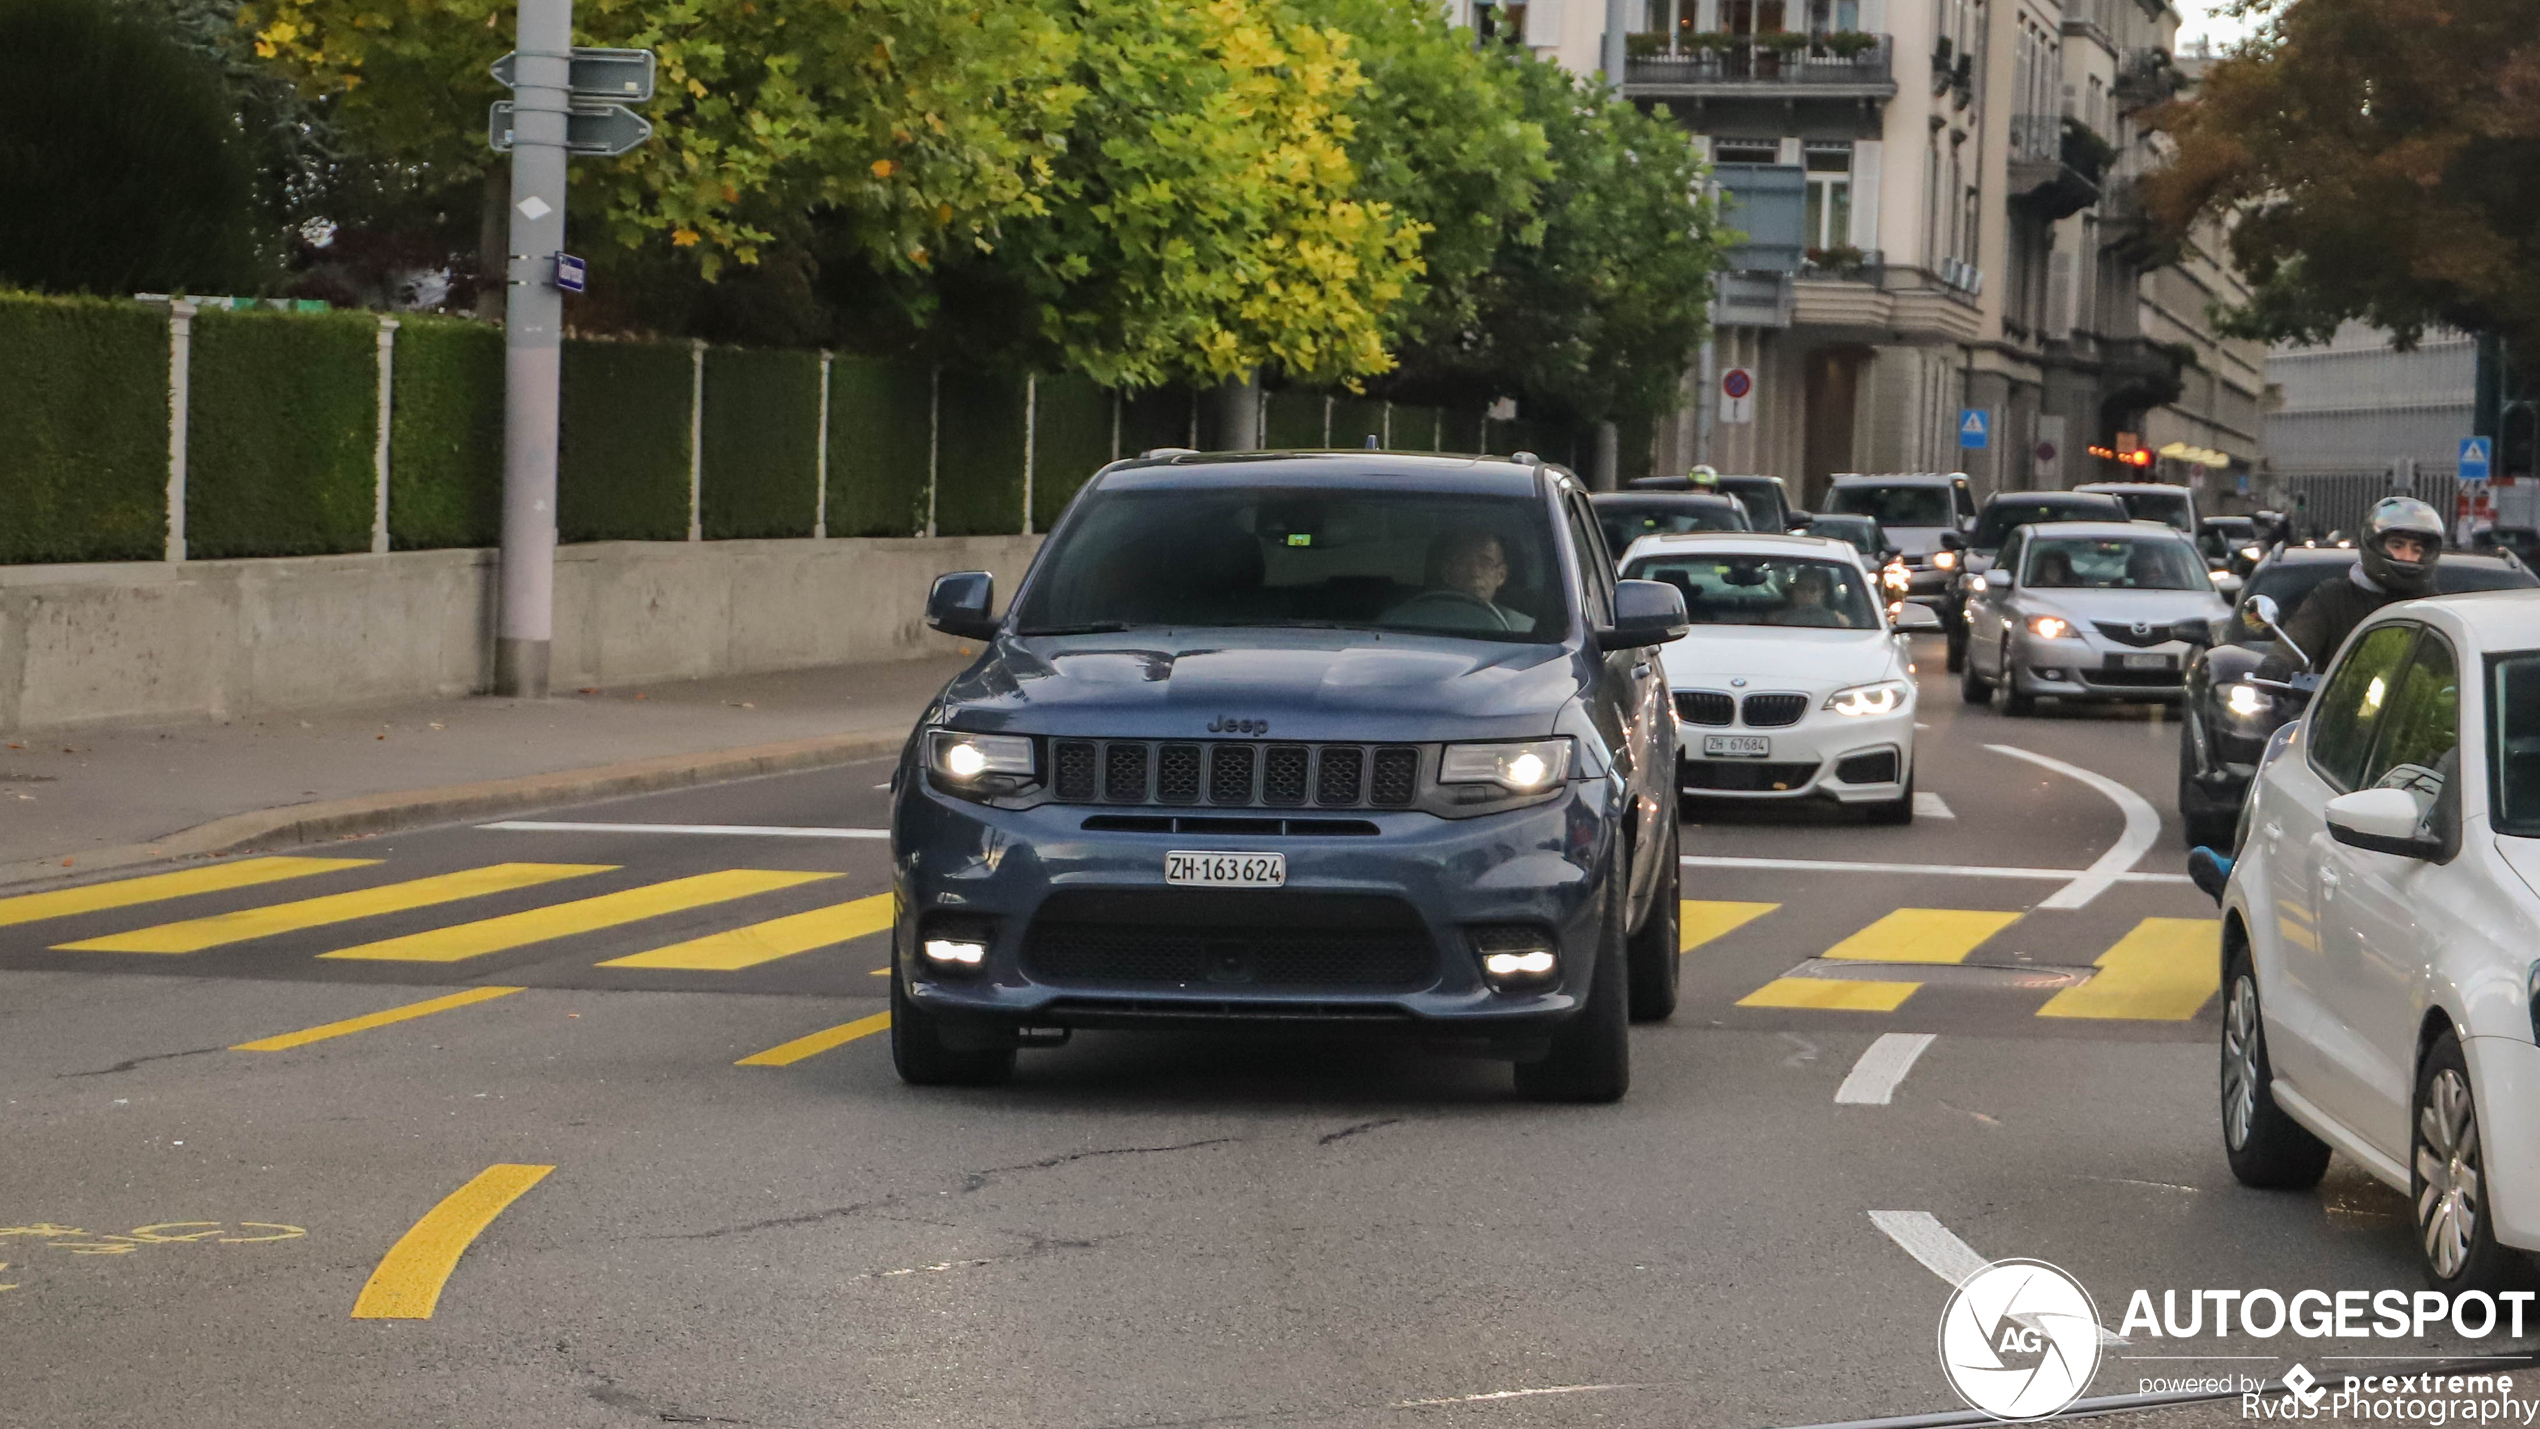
[0,535,1042,732]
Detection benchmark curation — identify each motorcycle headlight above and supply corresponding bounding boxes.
[1824,680,1910,717]
[929,730,1035,783]
[1439,739,1573,791]
[2223,682,2270,719]
[2027,615,2075,640]
[1932,550,1959,570]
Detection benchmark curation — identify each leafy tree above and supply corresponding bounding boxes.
[2141,0,2540,353]
[0,0,261,294]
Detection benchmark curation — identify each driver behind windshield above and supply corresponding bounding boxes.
[1389,527,1536,634]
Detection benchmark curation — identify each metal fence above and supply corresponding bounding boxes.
[2278,470,2460,542]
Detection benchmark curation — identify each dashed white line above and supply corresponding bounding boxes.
[1986,744,2161,909]
[1835,1034,1936,1105]
[1869,1210,2129,1345]
[1913,791,1956,819]
[1680,854,2187,884]
[479,821,888,839]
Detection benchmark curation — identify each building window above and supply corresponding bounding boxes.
[1803,143,1853,250]
[1804,0,1859,32]
[1713,138,1782,165]
[1721,0,1787,36]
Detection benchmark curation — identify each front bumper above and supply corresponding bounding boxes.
[893,778,1617,1046]
[2465,1035,2540,1250]
[1674,705,1915,803]
[2007,631,2192,701]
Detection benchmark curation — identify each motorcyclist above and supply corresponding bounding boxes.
[2257,496,2445,678]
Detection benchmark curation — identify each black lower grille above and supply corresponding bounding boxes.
[2082,667,2184,688]
[1676,691,1734,725]
[1741,693,1808,727]
[1023,891,1434,989]
[1834,750,1900,784]
[1681,759,1819,791]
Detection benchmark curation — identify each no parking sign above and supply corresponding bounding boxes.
[1719,368,1754,425]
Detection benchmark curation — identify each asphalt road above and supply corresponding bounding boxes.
[2,638,2523,1428]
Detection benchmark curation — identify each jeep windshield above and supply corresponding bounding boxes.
[1014,487,1566,643]
[1828,485,1952,528]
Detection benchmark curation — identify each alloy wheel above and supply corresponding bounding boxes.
[2222,974,2261,1150]
[2416,1068,2485,1281]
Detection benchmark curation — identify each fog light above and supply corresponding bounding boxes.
[923,938,988,968]
[1472,925,1559,990]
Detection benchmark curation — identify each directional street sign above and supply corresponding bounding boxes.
[1958,408,1989,450]
[491,47,656,102]
[2461,436,2493,482]
[489,100,655,157]
[552,253,587,294]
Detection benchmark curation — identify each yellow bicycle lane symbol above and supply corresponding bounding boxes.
[0,1222,307,1291]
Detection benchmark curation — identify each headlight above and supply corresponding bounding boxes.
[929,730,1035,782]
[1968,574,1989,593]
[2239,545,2262,562]
[2027,615,2075,639]
[1883,564,1910,591]
[2223,682,2270,719]
[1439,738,1573,791]
[1932,550,1958,570]
[1824,680,1910,717]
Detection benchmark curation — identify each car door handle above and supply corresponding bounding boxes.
[1630,661,1653,679]
[2262,821,2283,842]
[2318,867,2341,899]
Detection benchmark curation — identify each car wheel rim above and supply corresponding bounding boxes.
[2415,1067,2483,1281]
[2222,974,2260,1150]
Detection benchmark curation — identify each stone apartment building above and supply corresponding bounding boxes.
[1485,0,2264,506]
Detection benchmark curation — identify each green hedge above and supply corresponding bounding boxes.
[559,338,691,542]
[1261,389,1323,449]
[826,356,932,537]
[701,346,820,539]
[934,369,1026,537]
[186,306,376,558]
[0,293,169,563]
[387,315,502,550]
[1118,387,1195,457]
[1032,372,1113,530]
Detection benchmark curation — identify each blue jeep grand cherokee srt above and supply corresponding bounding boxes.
[889,451,1690,1101]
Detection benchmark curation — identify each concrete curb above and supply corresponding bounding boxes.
[0,728,909,892]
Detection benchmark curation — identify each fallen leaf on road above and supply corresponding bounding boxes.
[428,722,444,730]
[375,735,386,741]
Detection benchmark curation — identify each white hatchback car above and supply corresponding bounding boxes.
[2211,591,2540,1291]
[1619,533,1942,824]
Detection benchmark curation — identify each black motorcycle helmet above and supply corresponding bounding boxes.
[2358,496,2445,595]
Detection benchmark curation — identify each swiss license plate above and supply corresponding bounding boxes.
[2121,653,2174,671]
[1165,851,1286,888]
[1703,734,1772,758]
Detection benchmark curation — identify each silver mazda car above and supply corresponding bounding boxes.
[1958,520,2229,713]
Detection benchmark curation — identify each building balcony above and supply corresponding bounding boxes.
[2007,114,2110,221]
[1622,33,1897,102]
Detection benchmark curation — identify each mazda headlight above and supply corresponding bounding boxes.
[929,730,1035,783]
[1439,739,1573,791]
[1824,680,1910,717]
[2027,615,2076,639]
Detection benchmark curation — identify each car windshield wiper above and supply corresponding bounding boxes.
[1014,621,1137,636]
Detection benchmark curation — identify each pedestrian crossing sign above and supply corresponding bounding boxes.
[1958,409,1989,449]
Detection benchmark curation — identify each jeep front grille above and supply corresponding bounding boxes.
[1048,740,1423,810]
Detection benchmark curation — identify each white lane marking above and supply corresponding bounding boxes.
[1985,744,2161,910]
[1389,1385,1646,1409]
[1680,854,2187,884]
[479,821,889,839]
[1869,1210,2129,1345]
[1913,792,1956,819]
[1836,1033,1936,1105]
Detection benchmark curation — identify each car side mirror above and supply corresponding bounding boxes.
[1983,567,2012,591]
[2171,618,2212,648]
[1881,545,1902,563]
[1939,531,1966,551]
[926,570,999,642]
[1598,579,1690,649]
[1891,602,1944,632]
[1783,509,1814,531]
[2324,787,2441,859]
[2213,571,2244,596]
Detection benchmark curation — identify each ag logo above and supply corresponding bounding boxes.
[1937,1259,2101,1421]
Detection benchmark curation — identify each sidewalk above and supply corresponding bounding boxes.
[0,657,969,887]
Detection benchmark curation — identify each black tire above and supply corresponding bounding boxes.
[891,963,1016,1087]
[1997,643,2036,716]
[2219,944,2331,1189]
[1945,624,1968,673]
[2412,1030,2525,1293]
[1625,818,1681,1023]
[1959,648,1991,705]
[1516,887,1631,1103]
[2177,720,2238,848]
[1865,763,1915,825]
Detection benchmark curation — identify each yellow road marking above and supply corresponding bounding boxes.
[1821,908,2021,965]
[318,870,838,963]
[1682,900,1780,951]
[232,986,527,1052]
[737,1012,892,1067]
[1737,978,1919,1012]
[598,892,893,971]
[0,857,376,930]
[350,1163,552,1320]
[2038,917,2222,1020]
[59,863,615,954]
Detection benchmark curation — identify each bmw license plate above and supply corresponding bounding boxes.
[2120,653,2174,670]
[1702,734,1772,758]
[1165,851,1286,888]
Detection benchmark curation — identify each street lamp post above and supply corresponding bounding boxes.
[495,0,572,698]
